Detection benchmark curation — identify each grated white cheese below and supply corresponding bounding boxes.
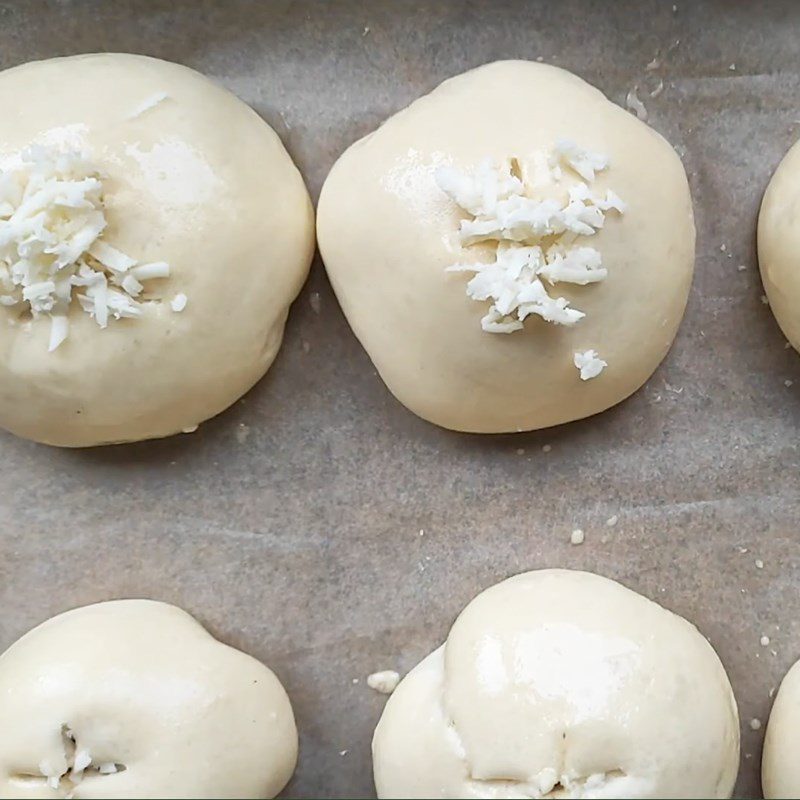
[0,146,181,350]
[448,245,585,332]
[436,148,624,350]
[574,349,608,380]
[434,158,523,218]
[570,528,585,545]
[170,292,187,312]
[367,670,401,694]
[551,138,610,182]
[539,246,607,285]
[37,728,125,792]
[70,749,92,783]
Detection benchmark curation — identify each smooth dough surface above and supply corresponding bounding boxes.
[317,60,695,433]
[0,600,297,799]
[759,139,800,351]
[372,569,739,799]
[0,53,314,446]
[762,658,800,798]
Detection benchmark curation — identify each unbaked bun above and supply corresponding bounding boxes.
[0,600,297,798]
[762,658,800,798]
[0,53,314,446]
[372,569,739,799]
[317,60,694,433]
[759,140,800,351]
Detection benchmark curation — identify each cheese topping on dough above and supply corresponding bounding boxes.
[574,349,608,380]
[37,725,122,796]
[0,145,180,351]
[436,144,624,337]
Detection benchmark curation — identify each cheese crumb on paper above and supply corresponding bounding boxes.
[625,87,648,121]
[570,528,585,545]
[0,145,181,350]
[367,670,401,694]
[574,349,608,380]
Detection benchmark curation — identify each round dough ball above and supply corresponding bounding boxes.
[0,53,314,446]
[0,600,297,798]
[759,140,800,350]
[762,658,800,798]
[373,569,739,799]
[318,60,694,433]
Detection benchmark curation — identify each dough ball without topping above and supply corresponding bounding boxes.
[317,60,695,433]
[372,569,739,799]
[762,659,800,798]
[759,140,800,352]
[0,600,297,799]
[0,53,314,447]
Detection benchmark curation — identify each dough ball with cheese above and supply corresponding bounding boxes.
[317,60,694,433]
[762,659,800,798]
[758,140,800,351]
[0,53,314,446]
[0,600,297,798]
[373,569,739,799]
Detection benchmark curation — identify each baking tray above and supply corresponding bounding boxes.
[0,1,798,797]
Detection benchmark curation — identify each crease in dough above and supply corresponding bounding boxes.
[372,569,739,799]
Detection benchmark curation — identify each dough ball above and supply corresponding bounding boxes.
[372,569,739,799]
[0,600,297,798]
[759,140,800,350]
[0,53,314,447]
[317,60,694,433]
[762,659,800,798]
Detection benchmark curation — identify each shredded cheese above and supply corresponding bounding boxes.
[0,145,184,351]
[551,138,610,182]
[170,292,187,312]
[447,245,584,332]
[574,349,608,380]
[434,158,523,217]
[36,725,124,794]
[437,148,624,341]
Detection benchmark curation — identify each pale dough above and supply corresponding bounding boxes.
[372,569,740,799]
[0,600,297,799]
[317,60,695,433]
[0,53,314,446]
[759,139,800,350]
[762,658,800,798]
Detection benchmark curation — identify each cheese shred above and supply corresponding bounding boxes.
[436,144,624,337]
[0,145,185,351]
[436,142,623,378]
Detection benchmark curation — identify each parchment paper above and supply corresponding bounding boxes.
[0,1,798,797]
